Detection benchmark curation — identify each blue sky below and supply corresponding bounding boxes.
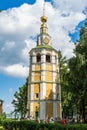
[0,0,36,10]
[0,0,87,115]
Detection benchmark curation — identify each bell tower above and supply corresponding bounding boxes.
[27,3,62,120]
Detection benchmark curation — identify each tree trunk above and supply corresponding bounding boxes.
[82,98,85,123]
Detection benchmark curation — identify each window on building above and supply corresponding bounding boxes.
[35,93,39,99]
[37,53,41,62]
[46,54,51,63]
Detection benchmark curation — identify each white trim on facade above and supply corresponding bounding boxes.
[41,71,45,81]
[30,84,34,100]
[40,102,46,120]
[53,72,56,82]
[30,102,34,117]
[32,64,35,71]
[53,102,57,118]
[53,83,56,99]
[31,72,34,82]
[40,83,46,99]
[41,49,46,62]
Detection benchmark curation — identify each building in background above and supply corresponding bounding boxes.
[27,7,62,120]
[0,100,3,116]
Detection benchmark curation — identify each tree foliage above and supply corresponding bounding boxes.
[67,22,87,122]
[12,78,28,118]
[58,23,87,121]
[58,51,72,117]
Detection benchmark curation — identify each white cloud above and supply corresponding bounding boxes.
[0,64,29,78]
[0,0,87,77]
[52,0,87,12]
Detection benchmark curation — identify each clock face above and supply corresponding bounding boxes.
[43,37,49,44]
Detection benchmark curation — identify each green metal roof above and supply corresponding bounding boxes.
[35,45,52,49]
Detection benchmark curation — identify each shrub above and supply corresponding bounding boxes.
[1,119,87,130]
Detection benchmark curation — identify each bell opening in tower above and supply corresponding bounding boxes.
[46,54,51,63]
[37,53,41,63]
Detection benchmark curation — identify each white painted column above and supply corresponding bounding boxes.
[41,71,45,81]
[30,84,34,100]
[53,102,57,118]
[53,84,56,99]
[40,83,46,99]
[41,49,46,81]
[40,83,46,119]
[40,49,46,99]
[32,51,36,64]
[53,72,56,82]
[40,49,46,120]
[30,102,34,117]
[41,49,46,63]
[52,50,55,64]
[31,64,35,71]
[31,72,34,82]
[40,102,46,120]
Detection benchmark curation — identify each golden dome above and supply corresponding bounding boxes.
[41,23,47,28]
[41,16,47,23]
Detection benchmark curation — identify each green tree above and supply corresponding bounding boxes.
[68,23,87,122]
[12,78,28,118]
[58,51,72,118]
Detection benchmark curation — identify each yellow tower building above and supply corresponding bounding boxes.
[27,6,62,120]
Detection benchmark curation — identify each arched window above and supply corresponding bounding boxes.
[36,53,41,63]
[46,54,51,63]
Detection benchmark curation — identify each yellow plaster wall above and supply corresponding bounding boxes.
[35,65,41,71]
[46,84,53,99]
[34,73,40,81]
[33,102,40,112]
[34,84,40,93]
[46,65,52,70]
[46,102,53,118]
[45,72,52,81]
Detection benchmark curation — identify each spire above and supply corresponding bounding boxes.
[37,2,51,46]
[40,2,48,34]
